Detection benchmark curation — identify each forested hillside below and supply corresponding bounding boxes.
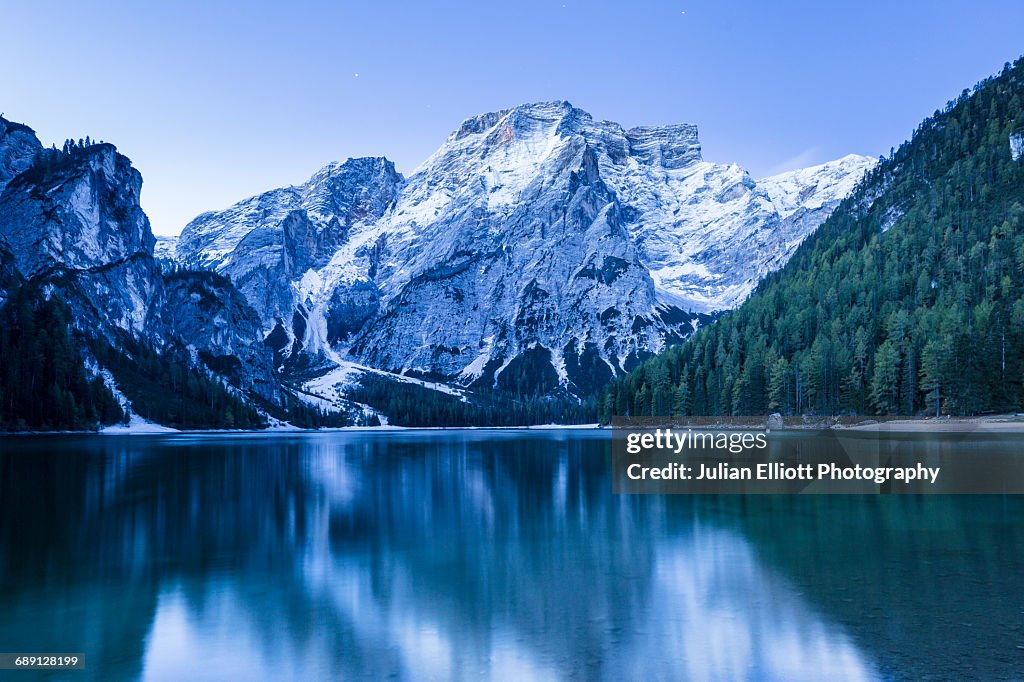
[0,284,123,431]
[92,337,267,430]
[0,280,271,432]
[602,58,1024,419]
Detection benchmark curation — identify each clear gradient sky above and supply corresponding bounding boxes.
[4,0,1024,235]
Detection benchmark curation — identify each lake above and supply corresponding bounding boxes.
[0,430,1022,680]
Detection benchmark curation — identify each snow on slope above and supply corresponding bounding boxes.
[303,360,471,406]
[153,234,179,261]
[758,154,875,217]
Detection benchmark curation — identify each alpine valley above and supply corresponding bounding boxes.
[0,103,873,430]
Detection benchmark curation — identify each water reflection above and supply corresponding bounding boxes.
[0,432,1021,680]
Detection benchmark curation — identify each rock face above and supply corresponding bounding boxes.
[153,234,178,264]
[177,158,402,336]
[0,141,158,332]
[758,154,879,264]
[0,117,41,194]
[159,271,281,404]
[176,101,874,397]
[0,117,283,408]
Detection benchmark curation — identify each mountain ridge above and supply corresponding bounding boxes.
[172,101,874,404]
[0,99,875,428]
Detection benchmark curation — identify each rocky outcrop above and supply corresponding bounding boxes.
[758,153,876,260]
[0,142,158,332]
[178,157,402,334]
[0,237,18,307]
[0,117,41,194]
[153,235,178,265]
[160,271,282,405]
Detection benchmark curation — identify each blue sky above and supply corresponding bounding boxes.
[5,0,1024,235]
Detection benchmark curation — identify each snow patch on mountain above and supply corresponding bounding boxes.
[304,360,471,404]
[101,414,180,434]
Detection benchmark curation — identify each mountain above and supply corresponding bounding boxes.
[601,59,1024,419]
[174,102,873,402]
[0,100,874,429]
[0,120,288,430]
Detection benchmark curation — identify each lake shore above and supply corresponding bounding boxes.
[7,416,1024,436]
[839,416,1024,432]
[0,422,605,436]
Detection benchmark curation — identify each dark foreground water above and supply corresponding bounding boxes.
[0,430,1022,681]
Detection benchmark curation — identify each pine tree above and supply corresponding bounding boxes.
[870,340,901,415]
[919,339,946,416]
[768,357,791,414]
[672,369,691,415]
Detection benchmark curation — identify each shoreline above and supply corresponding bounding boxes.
[839,418,1024,433]
[620,416,1024,434]
[0,423,606,437]
[5,416,1024,437]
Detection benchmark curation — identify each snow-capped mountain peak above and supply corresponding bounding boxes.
[174,103,875,398]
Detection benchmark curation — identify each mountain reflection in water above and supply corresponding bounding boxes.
[0,431,1021,680]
